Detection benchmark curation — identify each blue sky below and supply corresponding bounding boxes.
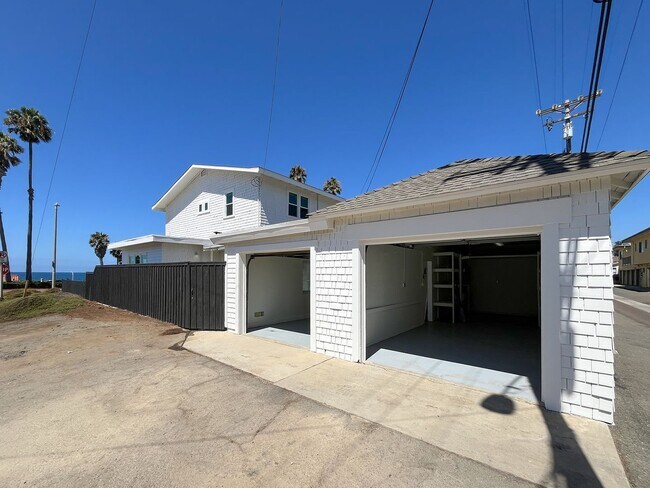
[0,0,648,272]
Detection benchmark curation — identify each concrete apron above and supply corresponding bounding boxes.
[184,331,629,488]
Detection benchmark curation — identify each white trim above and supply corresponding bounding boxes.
[153,165,343,211]
[312,159,650,221]
[351,244,362,362]
[341,198,571,245]
[108,234,211,250]
[310,246,317,353]
[541,223,561,411]
[612,169,648,209]
[228,239,318,256]
[211,219,331,245]
[224,189,235,218]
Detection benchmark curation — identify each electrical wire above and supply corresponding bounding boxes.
[33,0,98,259]
[580,3,596,95]
[596,0,645,149]
[581,0,613,153]
[263,0,284,168]
[360,0,435,194]
[560,0,565,101]
[524,0,548,153]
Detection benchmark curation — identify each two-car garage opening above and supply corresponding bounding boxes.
[365,236,541,402]
[246,252,311,348]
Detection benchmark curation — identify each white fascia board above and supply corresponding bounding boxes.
[311,159,650,222]
[340,197,571,245]
[108,234,211,250]
[611,169,648,209]
[211,219,331,245]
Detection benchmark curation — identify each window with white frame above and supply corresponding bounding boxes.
[288,192,309,219]
[225,191,234,217]
[300,196,309,219]
[288,192,298,217]
[198,199,210,215]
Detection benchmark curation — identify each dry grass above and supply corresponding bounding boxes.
[0,290,84,322]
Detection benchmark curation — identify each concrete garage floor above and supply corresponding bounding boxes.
[0,305,536,488]
[366,318,541,402]
[247,318,310,348]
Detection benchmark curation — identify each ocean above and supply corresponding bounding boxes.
[9,272,87,282]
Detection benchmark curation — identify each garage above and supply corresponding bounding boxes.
[246,252,311,348]
[364,236,541,402]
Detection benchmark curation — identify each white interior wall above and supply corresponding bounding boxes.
[365,245,426,346]
[466,256,538,317]
[247,256,310,328]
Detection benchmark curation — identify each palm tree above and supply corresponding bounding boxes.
[289,165,307,183]
[323,177,342,196]
[0,132,24,282]
[110,248,122,265]
[89,232,110,265]
[4,107,52,283]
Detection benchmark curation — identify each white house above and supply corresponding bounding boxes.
[211,151,650,424]
[108,165,343,264]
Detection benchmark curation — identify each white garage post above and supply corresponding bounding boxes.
[541,224,562,411]
[310,246,317,352]
[351,244,363,363]
[237,252,247,335]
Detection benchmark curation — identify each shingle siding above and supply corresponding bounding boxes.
[223,175,622,424]
[313,227,355,360]
[558,183,615,423]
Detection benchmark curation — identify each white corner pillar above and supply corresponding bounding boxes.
[541,223,562,411]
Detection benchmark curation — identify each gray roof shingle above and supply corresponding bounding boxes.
[315,151,649,217]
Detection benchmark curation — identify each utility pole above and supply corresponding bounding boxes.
[536,90,602,153]
[51,203,60,289]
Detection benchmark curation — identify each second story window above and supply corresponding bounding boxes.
[300,196,309,219]
[198,199,209,215]
[288,192,298,217]
[225,192,234,217]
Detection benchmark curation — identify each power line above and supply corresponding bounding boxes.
[580,3,596,94]
[360,0,435,194]
[524,0,548,153]
[581,0,613,153]
[596,0,645,149]
[263,0,284,168]
[33,0,98,258]
[560,0,564,99]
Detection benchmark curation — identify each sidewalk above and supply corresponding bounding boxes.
[184,331,629,487]
[614,286,650,314]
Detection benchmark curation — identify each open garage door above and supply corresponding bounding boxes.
[246,251,311,348]
[365,236,541,402]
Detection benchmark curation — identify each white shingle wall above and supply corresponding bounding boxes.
[225,252,238,331]
[314,227,355,360]
[165,170,261,239]
[559,183,616,423]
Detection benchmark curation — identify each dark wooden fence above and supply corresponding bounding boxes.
[61,279,86,297]
[66,263,225,331]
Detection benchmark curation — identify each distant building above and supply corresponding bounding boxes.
[617,227,650,288]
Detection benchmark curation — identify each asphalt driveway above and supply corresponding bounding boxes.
[0,302,534,488]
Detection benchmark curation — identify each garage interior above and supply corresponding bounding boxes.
[246,252,311,348]
[365,237,541,402]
